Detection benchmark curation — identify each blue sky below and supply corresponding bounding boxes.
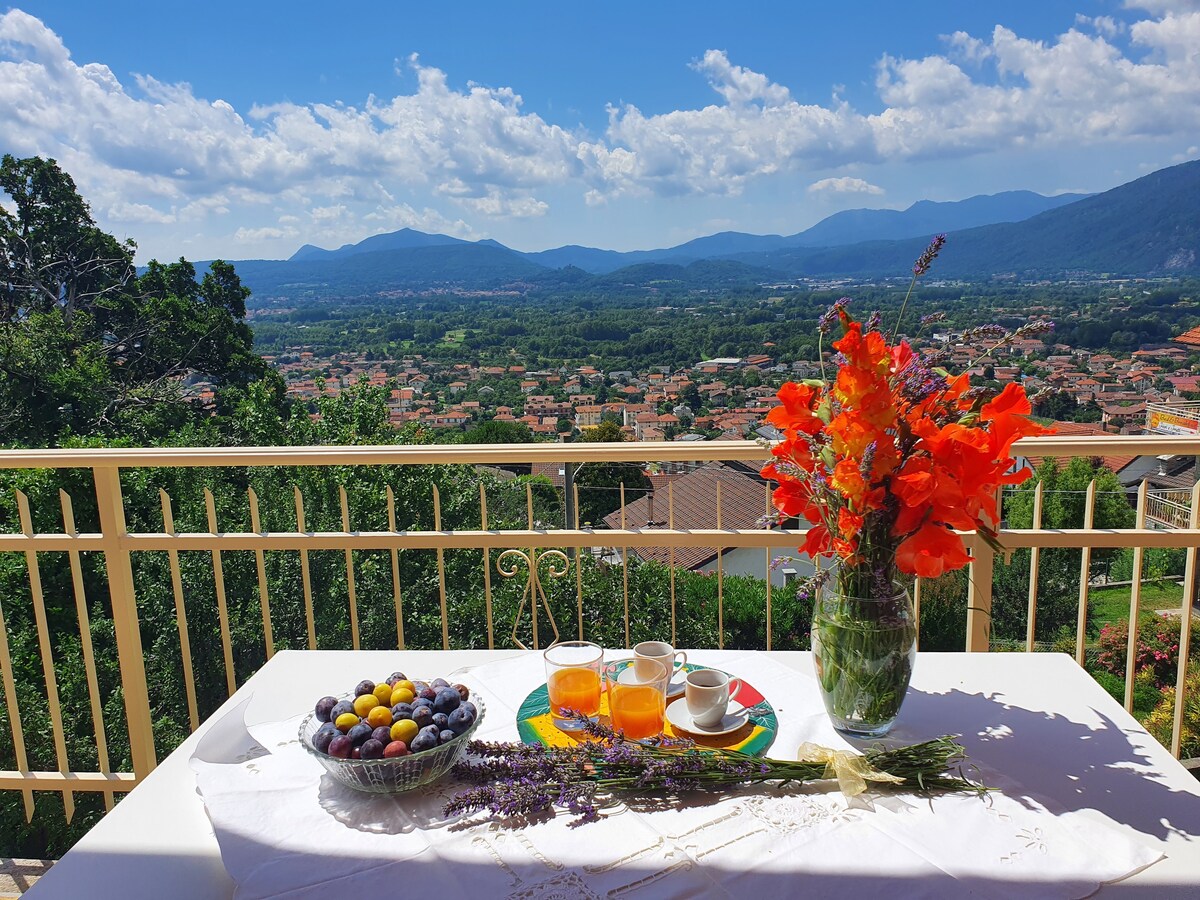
[2,1,1198,262]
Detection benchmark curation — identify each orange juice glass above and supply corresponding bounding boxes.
[606,659,668,740]
[544,641,604,731]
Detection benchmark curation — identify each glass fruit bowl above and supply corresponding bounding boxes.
[298,690,485,793]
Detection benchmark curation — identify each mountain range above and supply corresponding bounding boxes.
[222,160,1200,302]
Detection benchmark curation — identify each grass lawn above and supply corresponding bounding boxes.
[1090,580,1186,628]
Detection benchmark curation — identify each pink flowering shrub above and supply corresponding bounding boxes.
[1095,615,1198,690]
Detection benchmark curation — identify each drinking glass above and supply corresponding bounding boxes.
[544,641,604,731]
[606,659,668,740]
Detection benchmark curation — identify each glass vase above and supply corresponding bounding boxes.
[811,582,916,738]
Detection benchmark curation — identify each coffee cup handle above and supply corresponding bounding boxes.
[727,677,742,702]
[674,650,687,670]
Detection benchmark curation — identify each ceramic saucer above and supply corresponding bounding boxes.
[666,673,687,699]
[665,698,749,736]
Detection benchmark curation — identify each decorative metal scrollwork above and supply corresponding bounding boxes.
[497,548,569,649]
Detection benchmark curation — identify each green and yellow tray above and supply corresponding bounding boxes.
[516,661,778,755]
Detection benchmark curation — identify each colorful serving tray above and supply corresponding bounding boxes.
[516,660,778,756]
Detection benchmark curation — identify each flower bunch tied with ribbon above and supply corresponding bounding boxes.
[764,236,1054,596]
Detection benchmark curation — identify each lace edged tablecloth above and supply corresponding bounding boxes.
[191,652,1163,899]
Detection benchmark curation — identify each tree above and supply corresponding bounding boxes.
[0,156,263,445]
[1031,390,1078,422]
[464,420,534,444]
[573,420,651,525]
[992,458,1134,643]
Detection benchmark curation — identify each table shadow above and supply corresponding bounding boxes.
[858,686,1200,844]
[316,773,463,834]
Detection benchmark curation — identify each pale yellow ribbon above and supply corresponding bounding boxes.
[797,742,906,797]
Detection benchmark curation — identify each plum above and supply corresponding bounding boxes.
[438,729,456,744]
[418,687,437,702]
[447,705,475,735]
[350,747,362,760]
[431,677,450,689]
[312,726,338,754]
[371,726,392,745]
[461,701,477,718]
[411,681,429,694]
[385,672,407,687]
[390,702,414,720]
[453,683,470,702]
[432,688,461,715]
[412,697,433,710]
[328,735,353,759]
[409,729,438,753]
[347,722,373,747]
[383,740,408,758]
[314,696,338,722]
[354,679,376,697]
[412,706,433,728]
[360,738,385,760]
[432,712,449,730]
[330,699,355,721]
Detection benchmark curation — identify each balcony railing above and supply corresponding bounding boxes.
[1147,490,1195,530]
[0,435,1197,825]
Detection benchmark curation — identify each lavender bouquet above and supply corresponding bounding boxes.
[444,714,983,827]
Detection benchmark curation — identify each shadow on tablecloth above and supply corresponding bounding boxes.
[880,686,1200,843]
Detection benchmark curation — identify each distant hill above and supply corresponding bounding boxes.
[789,190,1089,247]
[738,158,1200,278]
[235,242,546,300]
[288,227,469,262]
[222,161,1196,300]
[520,190,1088,273]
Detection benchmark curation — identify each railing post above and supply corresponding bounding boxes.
[93,466,157,777]
[966,527,995,653]
[563,462,577,530]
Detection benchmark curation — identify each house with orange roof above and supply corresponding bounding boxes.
[601,462,801,586]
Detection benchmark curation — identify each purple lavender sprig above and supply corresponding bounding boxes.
[818,297,852,334]
[443,727,982,827]
[912,233,947,277]
[892,235,948,340]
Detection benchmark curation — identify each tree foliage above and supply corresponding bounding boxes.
[574,420,651,526]
[0,155,265,445]
[992,458,1134,643]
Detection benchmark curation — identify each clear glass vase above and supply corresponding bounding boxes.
[811,582,916,738]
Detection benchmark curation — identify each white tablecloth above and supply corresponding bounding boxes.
[191,651,1164,899]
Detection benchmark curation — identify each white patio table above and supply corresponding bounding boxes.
[27,650,1200,898]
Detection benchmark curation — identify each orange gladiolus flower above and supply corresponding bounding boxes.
[838,507,864,539]
[769,479,812,519]
[766,382,824,436]
[895,523,973,578]
[982,383,1053,454]
[802,523,832,558]
[763,298,1046,580]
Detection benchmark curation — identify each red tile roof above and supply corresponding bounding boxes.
[1023,421,1136,475]
[601,463,771,570]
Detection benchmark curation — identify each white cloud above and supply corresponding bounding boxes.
[1075,14,1126,37]
[233,225,298,242]
[3,6,1200,258]
[808,177,885,195]
[1124,1,1200,13]
[107,201,176,224]
[591,12,1200,198]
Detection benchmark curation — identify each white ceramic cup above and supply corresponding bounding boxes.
[633,641,687,683]
[684,668,741,728]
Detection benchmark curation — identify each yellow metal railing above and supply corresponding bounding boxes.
[0,434,1197,818]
